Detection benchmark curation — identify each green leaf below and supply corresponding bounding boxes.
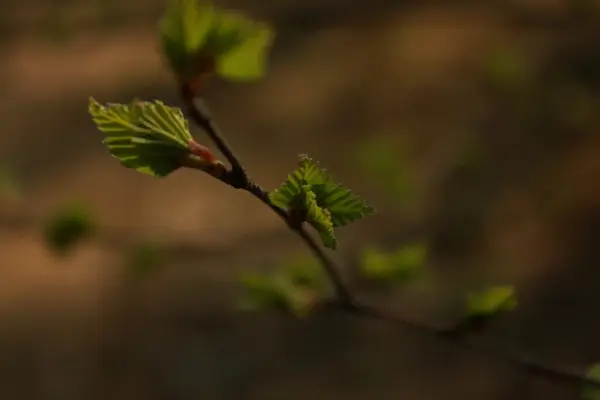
[270,154,374,234]
[214,19,274,81]
[312,181,375,227]
[160,0,274,82]
[43,201,95,255]
[285,257,327,291]
[466,286,517,318]
[238,263,324,318]
[89,98,192,177]
[298,185,337,249]
[238,272,316,317]
[160,0,215,77]
[269,154,330,209]
[583,363,600,400]
[360,243,426,283]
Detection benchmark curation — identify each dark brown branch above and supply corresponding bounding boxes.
[340,302,598,388]
[178,82,598,391]
[180,83,355,305]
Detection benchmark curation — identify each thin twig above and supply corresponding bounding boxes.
[178,83,597,391]
[180,84,355,305]
[343,302,598,388]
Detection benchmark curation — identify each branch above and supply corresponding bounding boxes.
[336,301,598,389]
[178,83,597,391]
[180,84,355,305]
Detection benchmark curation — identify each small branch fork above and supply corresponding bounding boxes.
[179,82,597,391]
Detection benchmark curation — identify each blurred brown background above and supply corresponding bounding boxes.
[1,0,600,399]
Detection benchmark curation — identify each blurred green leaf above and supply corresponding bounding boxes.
[126,242,166,279]
[89,98,192,177]
[360,243,426,284]
[160,0,274,82]
[286,257,327,291]
[583,363,600,400]
[43,201,95,255]
[358,137,412,202]
[238,258,328,317]
[466,286,517,318]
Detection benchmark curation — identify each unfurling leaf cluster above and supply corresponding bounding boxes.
[269,155,375,249]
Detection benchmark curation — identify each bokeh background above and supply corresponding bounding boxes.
[1,0,600,399]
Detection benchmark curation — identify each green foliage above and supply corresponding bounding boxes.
[466,286,517,318]
[126,242,166,279]
[43,201,95,255]
[358,137,412,202]
[269,155,375,249]
[360,243,426,284]
[583,364,600,400]
[88,98,193,177]
[160,0,274,82]
[238,257,327,317]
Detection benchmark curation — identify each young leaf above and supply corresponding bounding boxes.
[214,19,274,81]
[269,154,375,236]
[360,244,426,284]
[298,185,337,249]
[312,181,375,227]
[582,363,600,400]
[466,286,517,318]
[269,155,330,209]
[43,201,95,255]
[238,272,287,312]
[160,0,274,83]
[89,98,193,177]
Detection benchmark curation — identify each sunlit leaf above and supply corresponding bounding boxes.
[269,154,330,209]
[269,155,375,249]
[312,181,375,227]
[298,185,337,249]
[89,98,193,177]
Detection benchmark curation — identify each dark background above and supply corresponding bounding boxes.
[1,0,600,399]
